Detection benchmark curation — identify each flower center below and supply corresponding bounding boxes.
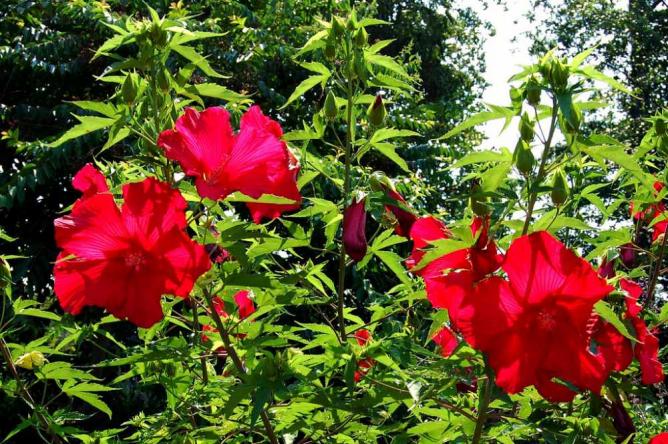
[535,308,559,331]
[124,251,147,271]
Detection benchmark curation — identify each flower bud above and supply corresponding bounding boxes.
[655,117,666,136]
[149,22,168,48]
[369,171,392,192]
[354,54,368,84]
[620,243,636,269]
[526,77,541,106]
[343,196,367,262]
[551,169,569,206]
[515,140,535,176]
[470,183,491,216]
[354,27,368,47]
[367,95,386,127]
[605,400,635,441]
[121,73,137,104]
[156,68,170,92]
[331,16,345,37]
[519,113,534,142]
[347,10,358,31]
[324,90,338,120]
[0,257,10,290]
[597,257,616,279]
[324,37,336,61]
[564,106,582,134]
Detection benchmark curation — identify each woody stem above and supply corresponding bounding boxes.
[0,338,63,443]
[336,62,355,343]
[647,225,668,306]
[471,369,494,444]
[521,96,559,236]
[204,291,278,444]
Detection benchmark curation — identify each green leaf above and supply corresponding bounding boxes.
[281,74,329,109]
[374,251,411,285]
[570,46,597,69]
[450,150,511,169]
[295,29,328,56]
[49,116,117,147]
[369,128,419,144]
[188,83,249,103]
[368,142,409,172]
[440,107,515,139]
[14,308,61,322]
[594,301,636,342]
[101,126,131,152]
[365,53,410,78]
[576,66,631,94]
[70,101,118,118]
[171,44,224,78]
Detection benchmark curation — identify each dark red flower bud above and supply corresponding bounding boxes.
[597,257,616,279]
[205,244,231,264]
[605,399,635,441]
[619,243,636,269]
[343,197,367,262]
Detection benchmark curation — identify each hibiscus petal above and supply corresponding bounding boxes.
[503,231,612,313]
[631,316,664,385]
[149,228,211,298]
[620,278,643,318]
[234,290,256,319]
[157,107,235,199]
[592,317,633,373]
[534,373,578,403]
[54,194,129,260]
[432,326,458,358]
[120,178,188,249]
[72,164,109,197]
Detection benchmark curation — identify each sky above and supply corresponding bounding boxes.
[465,0,540,149]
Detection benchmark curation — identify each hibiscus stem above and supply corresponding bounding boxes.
[204,292,279,444]
[336,68,356,343]
[191,300,208,385]
[471,371,494,444]
[647,226,667,306]
[521,96,559,236]
[0,338,63,443]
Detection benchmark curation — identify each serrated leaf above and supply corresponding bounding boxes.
[188,83,248,103]
[171,44,224,78]
[49,116,117,147]
[440,107,515,139]
[594,301,636,342]
[281,74,329,109]
[375,250,411,285]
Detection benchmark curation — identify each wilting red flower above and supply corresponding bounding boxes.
[384,187,417,237]
[597,257,616,279]
[204,244,231,264]
[605,399,635,441]
[354,357,375,383]
[457,231,613,402]
[407,216,502,325]
[630,181,667,243]
[432,326,458,358]
[650,433,668,444]
[54,165,211,328]
[620,279,664,384]
[354,329,372,346]
[157,106,301,223]
[343,197,367,262]
[202,290,256,342]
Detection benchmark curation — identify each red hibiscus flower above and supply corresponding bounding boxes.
[354,328,372,346]
[407,216,502,325]
[54,165,211,328]
[432,326,458,358]
[650,433,668,444]
[343,196,367,262]
[384,187,417,237]
[590,315,633,373]
[456,231,613,402]
[201,290,256,342]
[157,105,301,223]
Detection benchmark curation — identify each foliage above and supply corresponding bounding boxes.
[0,1,666,444]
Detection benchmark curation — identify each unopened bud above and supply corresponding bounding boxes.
[369,171,393,192]
[149,22,167,47]
[331,17,345,37]
[551,169,569,206]
[526,77,541,106]
[121,73,137,104]
[343,196,367,262]
[515,140,535,175]
[156,68,170,92]
[354,27,368,47]
[519,113,535,142]
[347,10,358,31]
[324,90,338,120]
[470,184,490,216]
[324,37,336,61]
[367,95,386,127]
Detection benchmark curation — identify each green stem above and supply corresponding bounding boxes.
[521,96,559,236]
[335,68,355,343]
[0,338,63,443]
[191,300,208,385]
[647,222,667,306]
[204,291,278,444]
[471,372,493,444]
